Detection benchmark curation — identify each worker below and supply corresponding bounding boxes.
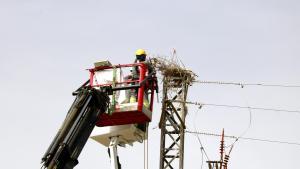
[123,49,153,108]
[132,48,153,83]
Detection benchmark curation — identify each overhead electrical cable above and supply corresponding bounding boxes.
[189,108,210,166]
[186,131,300,146]
[194,80,300,88]
[225,89,253,148]
[173,100,300,114]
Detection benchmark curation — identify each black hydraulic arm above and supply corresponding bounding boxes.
[41,86,109,169]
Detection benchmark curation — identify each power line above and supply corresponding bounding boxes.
[174,100,300,114]
[189,108,210,166]
[194,80,300,88]
[194,131,210,160]
[225,100,252,149]
[186,130,300,146]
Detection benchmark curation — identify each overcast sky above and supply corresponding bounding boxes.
[0,0,300,169]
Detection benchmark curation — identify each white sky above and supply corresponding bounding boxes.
[0,0,299,169]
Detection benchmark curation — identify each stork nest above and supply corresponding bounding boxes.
[151,57,197,86]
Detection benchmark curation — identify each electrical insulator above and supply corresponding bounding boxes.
[219,129,225,162]
[223,154,230,169]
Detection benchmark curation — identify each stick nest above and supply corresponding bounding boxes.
[151,57,197,85]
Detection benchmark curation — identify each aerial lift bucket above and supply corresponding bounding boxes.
[88,62,157,127]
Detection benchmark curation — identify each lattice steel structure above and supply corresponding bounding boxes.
[158,75,190,169]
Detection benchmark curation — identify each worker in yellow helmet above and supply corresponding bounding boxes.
[123,49,153,108]
[131,49,152,106]
[132,49,148,79]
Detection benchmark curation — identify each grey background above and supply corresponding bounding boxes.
[0,0,299,169]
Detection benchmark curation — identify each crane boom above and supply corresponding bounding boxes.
[41,86,109,169]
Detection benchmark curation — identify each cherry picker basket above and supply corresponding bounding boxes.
[88,62,157,127]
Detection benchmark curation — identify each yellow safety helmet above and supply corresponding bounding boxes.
[135,49,147,56]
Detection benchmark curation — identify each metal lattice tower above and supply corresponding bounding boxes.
[158,75,190,169]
